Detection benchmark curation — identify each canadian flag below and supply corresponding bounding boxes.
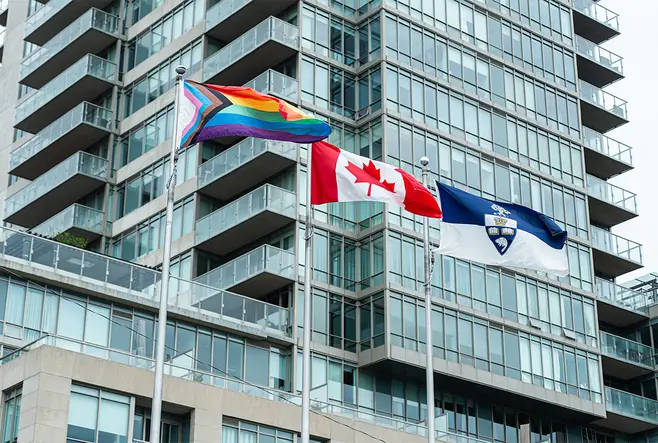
[311,141,442,218]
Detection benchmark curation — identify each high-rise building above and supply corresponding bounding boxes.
[0,1,656,443]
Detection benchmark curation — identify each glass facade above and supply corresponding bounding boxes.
[1,387,20,443]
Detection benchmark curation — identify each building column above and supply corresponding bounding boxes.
[17,372,72,443]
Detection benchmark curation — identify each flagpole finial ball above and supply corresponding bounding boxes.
[175,65,187,75]
[420,157,430,167]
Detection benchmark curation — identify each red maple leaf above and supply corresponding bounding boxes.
[345,160,396,196]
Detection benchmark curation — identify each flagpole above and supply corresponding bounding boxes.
[420,157,435,443]
[301,144,314,443]
[149,64,187,443]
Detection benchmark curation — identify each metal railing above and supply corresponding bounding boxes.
[579,80,628,120]
[198,138,297,189]
[573,0,620,32]
[4,152,108,218]
[16,54,116,123]
[587,174,638,214]
[21,8,119,80]
[242,69,298,102]
[196,184,296,244]
[599,331,653,367]
[605,387,658,424]
[590,226,642,264]
[575,35,623,75]
[10,102,113,171]
[595,278,650,314]
[0,227,291,335]
[203,16,299,81]
[31,204,105,238]
[582,126,632,166]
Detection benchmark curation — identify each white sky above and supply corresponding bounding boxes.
[596,0,658,282]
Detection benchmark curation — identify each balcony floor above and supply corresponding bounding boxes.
[601,355,654,380]
[573,11,620,45]
[223,271,295,300]
[580,101,628,134]
[15,74,114,134]
[11,123,112,180]
[592,248,643,280]
[5,174,105,229]
[587,195,637,229]
[577,56,623,88]
[596,300,648,329]
[21,28,117,89]
[584,147,633,180]
[594,412,658,434]
[206,0,297,43]
[0,8,7,27]
[26,0,115,45]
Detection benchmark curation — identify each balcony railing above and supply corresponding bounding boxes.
[573,0,620,32]
[582,127,632,166]
[25,0,73,36]
[20,8,119,80]
[242,69,298,102]
[596,278,650,314]
[579,80,628,120]
[198,138,297,189]
[4,152,108,218]
[10,102,113,171]
[30,204,104,238]
[0,0,7,14]
[587,175,638,214]
[203,16,299,80]
[15,54,116,124]
[206,0,252,31]
[575,35,623,75]
[591,226,642,264]
[600,331,653,367]
[0,29,5,47]
[605,387,658,424]
[0,227,291,335]
[196,184,296,244]
[194,245,295,294]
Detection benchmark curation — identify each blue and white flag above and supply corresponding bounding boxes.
[435,182,569,276]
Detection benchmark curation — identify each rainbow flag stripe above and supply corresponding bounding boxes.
[178,80,331,150]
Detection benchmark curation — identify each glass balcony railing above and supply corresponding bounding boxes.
[198,138,297,189]
[15,54,116,123]
[194,245,295,293]
[10,102,113,171]
[25,0,73,36]
[0,0,8,14]
[575,35,623,75]
[582,127,632,166]
[242,69,298,102]
[579,80,628,120]
[596,278,650,314]
[20,8,119,80]
[573,0,620,32]
[196,184,296,244]
[600,331,654,367]
[0,227,291,335]
[0,29,5,47]
[31,204,104,238]
[4,152,108,218]
[605,387,658,424]
[204,16,299,80]
[587,174,638,214]
[591,226,643,264]
[206,0,252,31]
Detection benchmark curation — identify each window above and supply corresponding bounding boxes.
[222,418,295,443]
[1,387,21,443]
[67,385,130,443]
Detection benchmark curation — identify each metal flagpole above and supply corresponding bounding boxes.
[301,145,314,443]
[420,157,436,443]
[150,64,187,443]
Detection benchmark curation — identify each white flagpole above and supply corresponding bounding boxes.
[149,64,187,443]
[301,144,314,443]
[420,157,435,443]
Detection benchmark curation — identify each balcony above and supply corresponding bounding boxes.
[206,0,297,43]
[203,16,299,86]
[595,278,649,328]
[575,36,623,88]
[198,138,297,201]
[0,227,291,339]
[30,204,105,242]
[579,80,628,133]
[582,127,632,180]
[20,8,119,89]
[196,185,296,256]
[243,69,298,103]
[15,54,116,134]
[10,102,113,180]
[599,331,654,380]
[587,175,638,228]
[194,245,295,299]
[596,387,658,433]
[0,29,5,61]
[24,0,116,45]
[0,0,8,27]
[4,152,108,228]
[591,226,643,279]
[573,0,620,44]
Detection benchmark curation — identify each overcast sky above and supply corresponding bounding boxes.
[595,1,657,282]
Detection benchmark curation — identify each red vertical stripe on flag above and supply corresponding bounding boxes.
[311,142,340,204]
[397,169,443,218]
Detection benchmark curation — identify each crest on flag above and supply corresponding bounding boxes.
[485,204,517,256]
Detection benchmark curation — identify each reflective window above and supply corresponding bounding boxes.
[296,288,357,352]
[115,105,175,168]
[67,384,130,443]
[222,418,296,443]
[1,387,21,443]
